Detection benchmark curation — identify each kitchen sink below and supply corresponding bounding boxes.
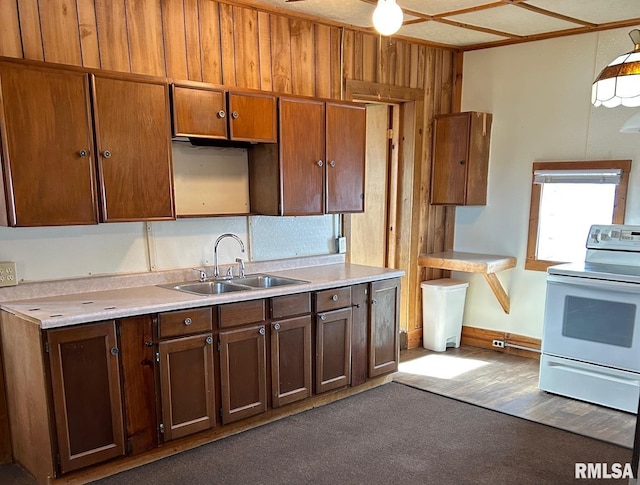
[161,274,308,296]
[232,274,308,288]
[162,280,247,296]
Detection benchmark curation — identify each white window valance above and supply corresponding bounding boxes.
[533,169,623,184]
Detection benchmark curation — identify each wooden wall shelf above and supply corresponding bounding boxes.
[418,251,516,313]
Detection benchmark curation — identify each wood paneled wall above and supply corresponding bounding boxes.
[0,0,456,343]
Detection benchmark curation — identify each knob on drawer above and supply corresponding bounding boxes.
[184,317,192,325]
[332,294,338,301]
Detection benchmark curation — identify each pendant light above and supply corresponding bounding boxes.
[372,0,403,37]
[592,29,640,108]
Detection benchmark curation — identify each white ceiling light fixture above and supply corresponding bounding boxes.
[592,29,640,108]
[372,0,403,37]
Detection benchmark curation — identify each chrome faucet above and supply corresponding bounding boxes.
[213,233,246,278]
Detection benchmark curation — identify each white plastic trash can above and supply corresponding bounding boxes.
[421,278,469,352]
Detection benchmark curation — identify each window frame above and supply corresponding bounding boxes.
[525,159,631,271]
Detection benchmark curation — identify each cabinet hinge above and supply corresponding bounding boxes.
[219,408,223,417]
[217,341,221,352]
[387,129,394,139]
[55,452,60,466]
[159,423,164,434]
[155,352,160,363]
[44,341,49,353]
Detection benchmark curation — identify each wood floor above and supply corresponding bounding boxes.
[395,345,636,448]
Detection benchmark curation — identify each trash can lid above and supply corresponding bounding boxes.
[420,278,469,290]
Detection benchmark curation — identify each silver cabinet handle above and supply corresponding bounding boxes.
[320,314,326,321]
[110,347,119,356]
[232,111,239,119]
[332,294,338,301]
[205,336,213,345]
[259,327,266,336]
[273,323,281,331]
[317,160,324,167]
[79,149,88,158]
[103,150,112,158]
[329,160,336,167]
[372,299,378,305]
[217,110,226,119]
[184,317,192,326]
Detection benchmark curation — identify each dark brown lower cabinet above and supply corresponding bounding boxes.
[369,279,401,377]
[350,283,369,387]
[270,315,312,407]
[157,333,216,441]
[46,321,125,474]
[315,307,352,393]
[219,325,267,424]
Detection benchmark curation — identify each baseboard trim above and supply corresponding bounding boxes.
[461,327,541,360]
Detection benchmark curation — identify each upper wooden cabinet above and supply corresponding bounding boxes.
[171,85,228,140]
[0,62,176,226]
[249,97,366,216]
[0,62,98,226]
[92,75,175,222]
[325,101,366,214]
[430,111,492,206]
[170,85,276,143]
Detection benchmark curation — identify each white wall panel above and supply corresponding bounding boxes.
[459,27,640,338]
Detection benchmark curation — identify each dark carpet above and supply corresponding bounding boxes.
[87,382,631,485]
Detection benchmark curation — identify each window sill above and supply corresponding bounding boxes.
[524,259,566,272]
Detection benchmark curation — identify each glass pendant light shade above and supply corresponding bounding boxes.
[372,0,403,36]
[592,29,640,108]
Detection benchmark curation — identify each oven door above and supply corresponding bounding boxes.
[543,274,640,372]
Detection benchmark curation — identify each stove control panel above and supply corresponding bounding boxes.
[587,224,640,250]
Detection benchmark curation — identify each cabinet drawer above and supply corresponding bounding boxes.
[271,292,311,319]
[158,308,212,338]
[315,287,352,312]
[218,299,266,329]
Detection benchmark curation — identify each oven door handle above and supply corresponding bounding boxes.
[548,361,640,387]
[547,274,640,293]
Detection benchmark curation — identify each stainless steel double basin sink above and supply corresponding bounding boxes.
[161,274,308,296]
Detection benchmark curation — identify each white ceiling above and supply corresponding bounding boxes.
[251,0,640,50]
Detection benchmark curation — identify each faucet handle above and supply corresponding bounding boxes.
[192,268,208,282]
[235,258,246,278]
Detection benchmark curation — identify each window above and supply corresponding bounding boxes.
[526,160,630,271]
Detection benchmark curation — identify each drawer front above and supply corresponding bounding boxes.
[315,287,352,312]
[219,299,266,329]
[158,307,212,339]
[271,292,311,319]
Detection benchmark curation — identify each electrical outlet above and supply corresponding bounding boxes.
[492,339,505,348]
[0,262,17,287]
[336,237,347,254]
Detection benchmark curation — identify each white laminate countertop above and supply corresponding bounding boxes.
[0,264,404,329]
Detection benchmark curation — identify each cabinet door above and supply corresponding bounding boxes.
[316,307,352,394]
[118,316,157,455]
[350,283,369,387]
[92,75,175,221]
[0,63,97,226]
[431,113,469,205]
[228,92,277,142]
[219,325,267,424]
[325,102,366,214]
[171,85,228,139]
[47,322,125,474]
[270,315,312,408]
[158,333,216,441]
[369,278,400,377]
[279,97,325,215]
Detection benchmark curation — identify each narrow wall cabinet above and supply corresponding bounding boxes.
[46,322,125,474]
[430,111,492,205]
